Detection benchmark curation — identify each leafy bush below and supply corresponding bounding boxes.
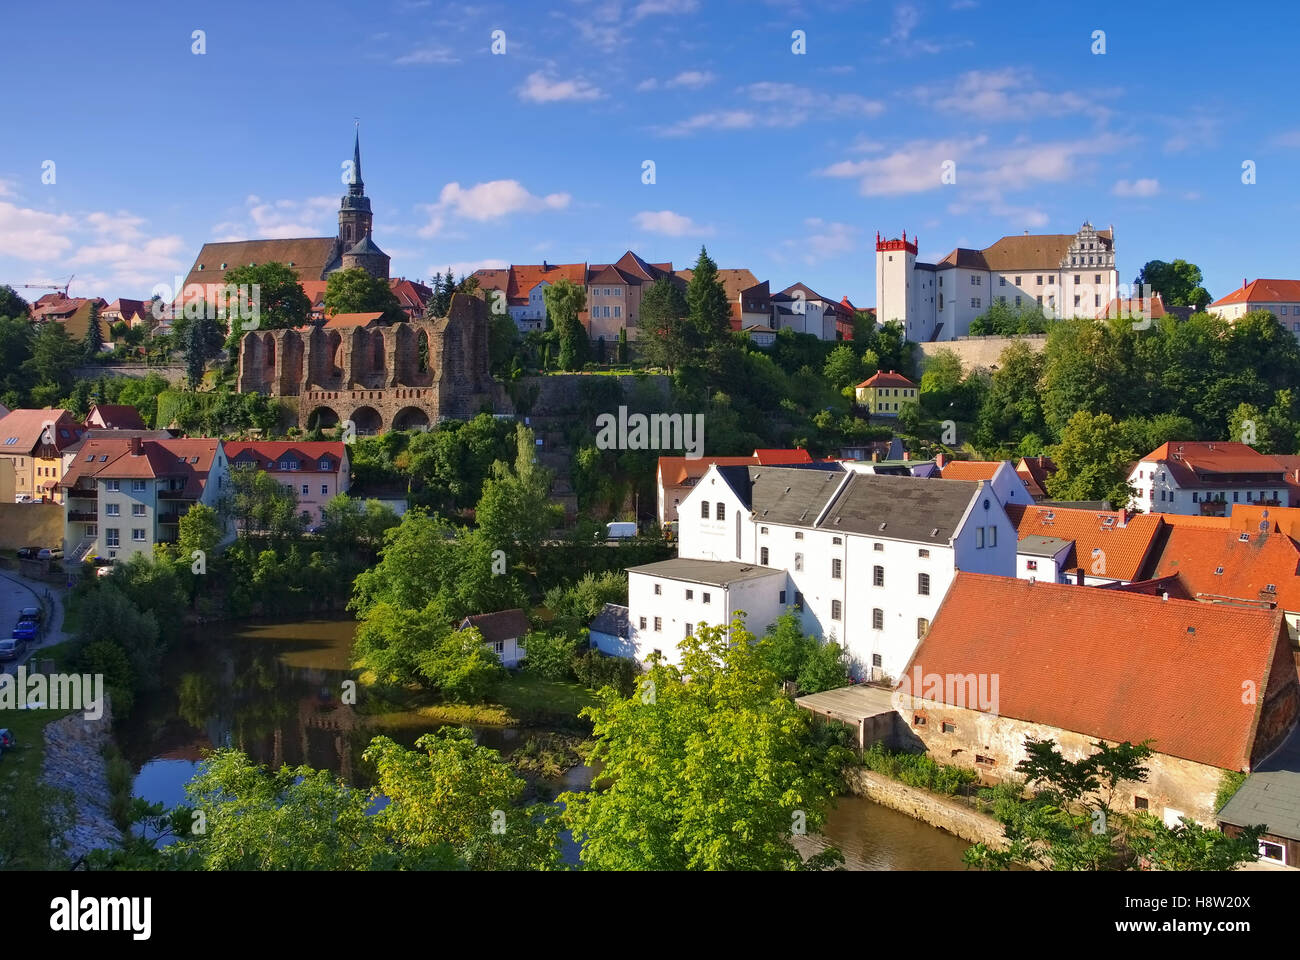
[571,648,638,698]
[520,630,580,682]
[862,743,979,796]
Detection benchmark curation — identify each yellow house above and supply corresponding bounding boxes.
[0,409,86,503]
[855,370,918,417]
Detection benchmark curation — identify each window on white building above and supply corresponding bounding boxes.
[794,553,803,571]
[831,600,842,621]
[872,608,883,629]
[132,529,146,542]
[873,565,884,587]
[832,558,842,579]
[918,573,930,595]
[653,617,662,632]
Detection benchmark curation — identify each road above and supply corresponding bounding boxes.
[0,569,69,665]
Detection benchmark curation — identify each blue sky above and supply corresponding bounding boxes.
[2,0,1297,307]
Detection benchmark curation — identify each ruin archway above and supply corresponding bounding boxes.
[307,406,341,431]
[350,405,383,436]
[392,406,430,432]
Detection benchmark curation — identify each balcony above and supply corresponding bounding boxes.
[68,487,98,501]
[158,511,181,524]
[68,510,98,523]
[158,489,195,501]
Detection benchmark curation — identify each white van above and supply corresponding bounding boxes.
[606,521,637,540]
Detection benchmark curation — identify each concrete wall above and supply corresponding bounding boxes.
[0,503,64,550]
[914,334,1047,372]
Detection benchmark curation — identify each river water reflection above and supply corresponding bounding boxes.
[119,618,971,870]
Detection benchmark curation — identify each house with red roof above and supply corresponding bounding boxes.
[898,572,1300,826]
[854,370,917,416]
[223,441,351,524]
[1128,441,1290,516]
[938,460,1032,507]
[1006,503,1164,585]
[1208,278,1300,331]
[0,408,85,503]
[1015,455,1057,500]
[60,436,229,562]
[86,404,147,431]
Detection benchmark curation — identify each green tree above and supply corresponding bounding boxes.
[1134,259,1212,310]
[176,502,224,568]
[684,246,733,371]
[223,468,304,542]
[1045,411,1136,508]
[475,424,561,567]
[181,316,224,389]
[638,276,690,373]
[0,284,29,320]
[973,342,1046,455]
[24,320,80,404]
[222,262,311,345]
[323,267,404,323]
[822,343,860,393]
[542,278,588,371]
[83,300,104,360]
[560,614,850,870]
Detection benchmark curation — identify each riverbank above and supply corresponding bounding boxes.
[846,767,1009,854]
[41,699,122,863]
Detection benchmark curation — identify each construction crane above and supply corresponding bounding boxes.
[12,274,74,297]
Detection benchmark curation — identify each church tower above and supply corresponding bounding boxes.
[338,127,373,250]
[335,126,390,280]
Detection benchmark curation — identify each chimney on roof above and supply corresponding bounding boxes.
[1117,507,1127,527]
[129,437,142,456]
[1024,229,1029,236]
[1162,591,1168,601]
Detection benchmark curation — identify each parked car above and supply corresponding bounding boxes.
[16,546,39,560]
[18,607,40,624]
[96,565,114,578]
[606,521,638,540]
[14,494,32,504]
[12,621,37,642]
[36,547,62,561]
[0,639,21,662]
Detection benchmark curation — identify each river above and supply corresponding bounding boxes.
[118,617,973,870]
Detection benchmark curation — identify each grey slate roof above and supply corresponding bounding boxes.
[819,472,981,543]
[1018,535,1073,558]
[589,603,629,639]
[747,465,848,526]
[1218,725,1300,842]
[627,558,786,586]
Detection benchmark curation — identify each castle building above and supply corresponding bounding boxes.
[874,222,1118,342]
[182,129,390,292]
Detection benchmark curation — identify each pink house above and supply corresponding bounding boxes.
[222,441,351,525]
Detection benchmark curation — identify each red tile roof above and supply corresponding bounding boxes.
[87,404,146,430]
[0,409,84,454]
[1140,524,1300,613]
[856,370,916,389]
[1142,441,1285,486]
[1230,504,1300,541]
[1016,456,1057,499]
[754,449,812,465]
[459,608,530,644]
[1006,503,1163,582]
[905,572,1293,770]
[1096,294,1168,320]
[940,460,1002,482]
[223,441,348,473]
[61,436,221,499]
[1211,278,1300,308]
[658,455,759,487]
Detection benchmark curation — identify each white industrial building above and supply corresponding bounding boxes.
[626,463,1017,680]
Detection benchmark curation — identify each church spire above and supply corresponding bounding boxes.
[350,122,365,195]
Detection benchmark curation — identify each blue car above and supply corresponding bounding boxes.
[12,620,36,642]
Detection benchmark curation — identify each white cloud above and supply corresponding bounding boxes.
[632,210,713,237]
[1112,178,1160,197]
[431,259,510,277]
[668,70,714,88]
[633,0,698,18]
[890,3,920,42]
[519,71,603,103]
[0,202,77,261]
[658,82,883,136]
[917,69,1111,122]
[394,44,461,65]
[781,218,858,265]
[1271,130,1300,148]
[212,195,337,241]
[818,136,987,196]
[419,180,571,236]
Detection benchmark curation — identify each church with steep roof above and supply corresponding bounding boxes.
[182,129,391,291]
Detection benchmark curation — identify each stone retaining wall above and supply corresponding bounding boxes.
[847,767,1008,851]
[914,334,1047,372]
[41,698,121,863]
